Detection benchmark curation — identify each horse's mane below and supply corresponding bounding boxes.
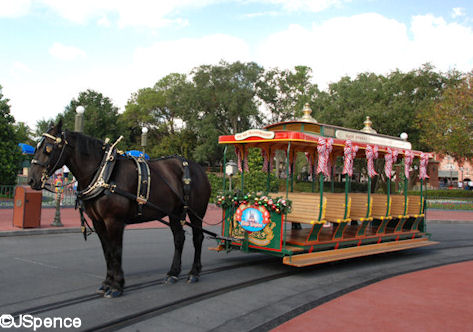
[67,130,104,157]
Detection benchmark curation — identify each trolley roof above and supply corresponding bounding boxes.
[219,117,421,156]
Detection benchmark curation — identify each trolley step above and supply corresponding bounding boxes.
[283,238,438,267]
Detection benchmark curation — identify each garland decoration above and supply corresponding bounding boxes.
[216,191,292,215]
[419,152,430,180]
[384,148,399,179]
[342,140,358,177]
[365,145,379,178]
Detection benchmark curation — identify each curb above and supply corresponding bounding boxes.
[426,220,473,224]
[0,226,168,237]
[0,227,81,237]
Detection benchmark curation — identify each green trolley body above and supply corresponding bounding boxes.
[212,108,437,266]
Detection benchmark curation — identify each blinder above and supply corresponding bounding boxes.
[31,131,68,188]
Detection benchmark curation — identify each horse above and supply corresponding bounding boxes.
[28,120,211,298]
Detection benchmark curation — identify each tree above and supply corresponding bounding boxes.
[187,61,263,164]
[418,72,473,162]
[59,89,123,141]
[14,122,34,145]
[0,85,22,184]
[257,66,320,124]
[120,73,194,157]
[315,64,461,150]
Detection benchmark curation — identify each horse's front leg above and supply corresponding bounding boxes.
[165,217,185,284]
[92,218,113,295]
[103,219,125,298]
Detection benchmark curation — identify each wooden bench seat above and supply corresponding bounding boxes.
[274,192,325,225]
[390,195,406,219]
[349,193,372,237]
[405,195,425,232]
[407,195,424,217]
[349,193,371,221]
[371,194,389,220]
[323,193,350,223]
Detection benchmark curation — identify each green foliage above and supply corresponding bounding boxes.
[216,191,291,215]
[314,64,460,150]
[257,66,319,124]
[57,89,123,142]
[232,170,279,193]
[206,172,224,203]
[418,71,473,161]
[0,86,22,185]
[188,61,264,164]
[14,122,34,145]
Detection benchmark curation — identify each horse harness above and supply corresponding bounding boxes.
[34,131,224,241]
[73,137,205,240]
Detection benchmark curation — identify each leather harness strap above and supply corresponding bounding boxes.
[129,155,151,216]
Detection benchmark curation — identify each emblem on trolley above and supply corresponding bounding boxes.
[235,204,270,232]
[232,204,275,247]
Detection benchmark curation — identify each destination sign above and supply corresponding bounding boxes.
[235,129,275,141]
[335,129,412,150]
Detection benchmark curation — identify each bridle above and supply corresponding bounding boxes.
[31,131,69,190]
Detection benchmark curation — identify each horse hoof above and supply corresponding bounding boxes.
[187,275,199,283]
[104,288,123,298]
[96,285,110,295]
[165,275,179,284]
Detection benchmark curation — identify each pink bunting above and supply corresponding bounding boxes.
[317,137,333,177]
[365,145,379,178]
[404,150,415,179]
[305,152,315,176]
[419,152,430,180]
[261,148,269,172]
[342,140,359,177]
[384,148,399,179]
[235,145,249,173]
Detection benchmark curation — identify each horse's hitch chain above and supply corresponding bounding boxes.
[211,235,242,243]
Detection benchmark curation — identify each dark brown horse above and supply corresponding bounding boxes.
[28,120,211,298]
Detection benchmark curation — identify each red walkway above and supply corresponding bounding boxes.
[0,207,471,234]
[0,204,221,234]
[274,260,473,332]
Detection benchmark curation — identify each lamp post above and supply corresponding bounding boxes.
[51,105,84,227]
[225,160,237,191]
[141,127,148,158]
[75,105,85,132]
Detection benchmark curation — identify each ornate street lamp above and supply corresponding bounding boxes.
[75,105,85,132]
[141,127,148,158]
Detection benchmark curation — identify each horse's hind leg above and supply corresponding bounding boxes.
[188,213,204,283]
[166,216,185,284]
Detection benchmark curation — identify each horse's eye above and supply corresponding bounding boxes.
[44,144,53,154]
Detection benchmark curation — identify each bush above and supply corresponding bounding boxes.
[206,172,224,203]
[232,170,279,194]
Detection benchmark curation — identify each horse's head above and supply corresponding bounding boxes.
[28,120,69,190]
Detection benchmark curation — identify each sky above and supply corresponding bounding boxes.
[1,0,473,129]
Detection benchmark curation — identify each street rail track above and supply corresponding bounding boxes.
[7,241,473,331]
[9,256,281,318]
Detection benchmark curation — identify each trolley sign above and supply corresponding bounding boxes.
[235,204,271,232]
